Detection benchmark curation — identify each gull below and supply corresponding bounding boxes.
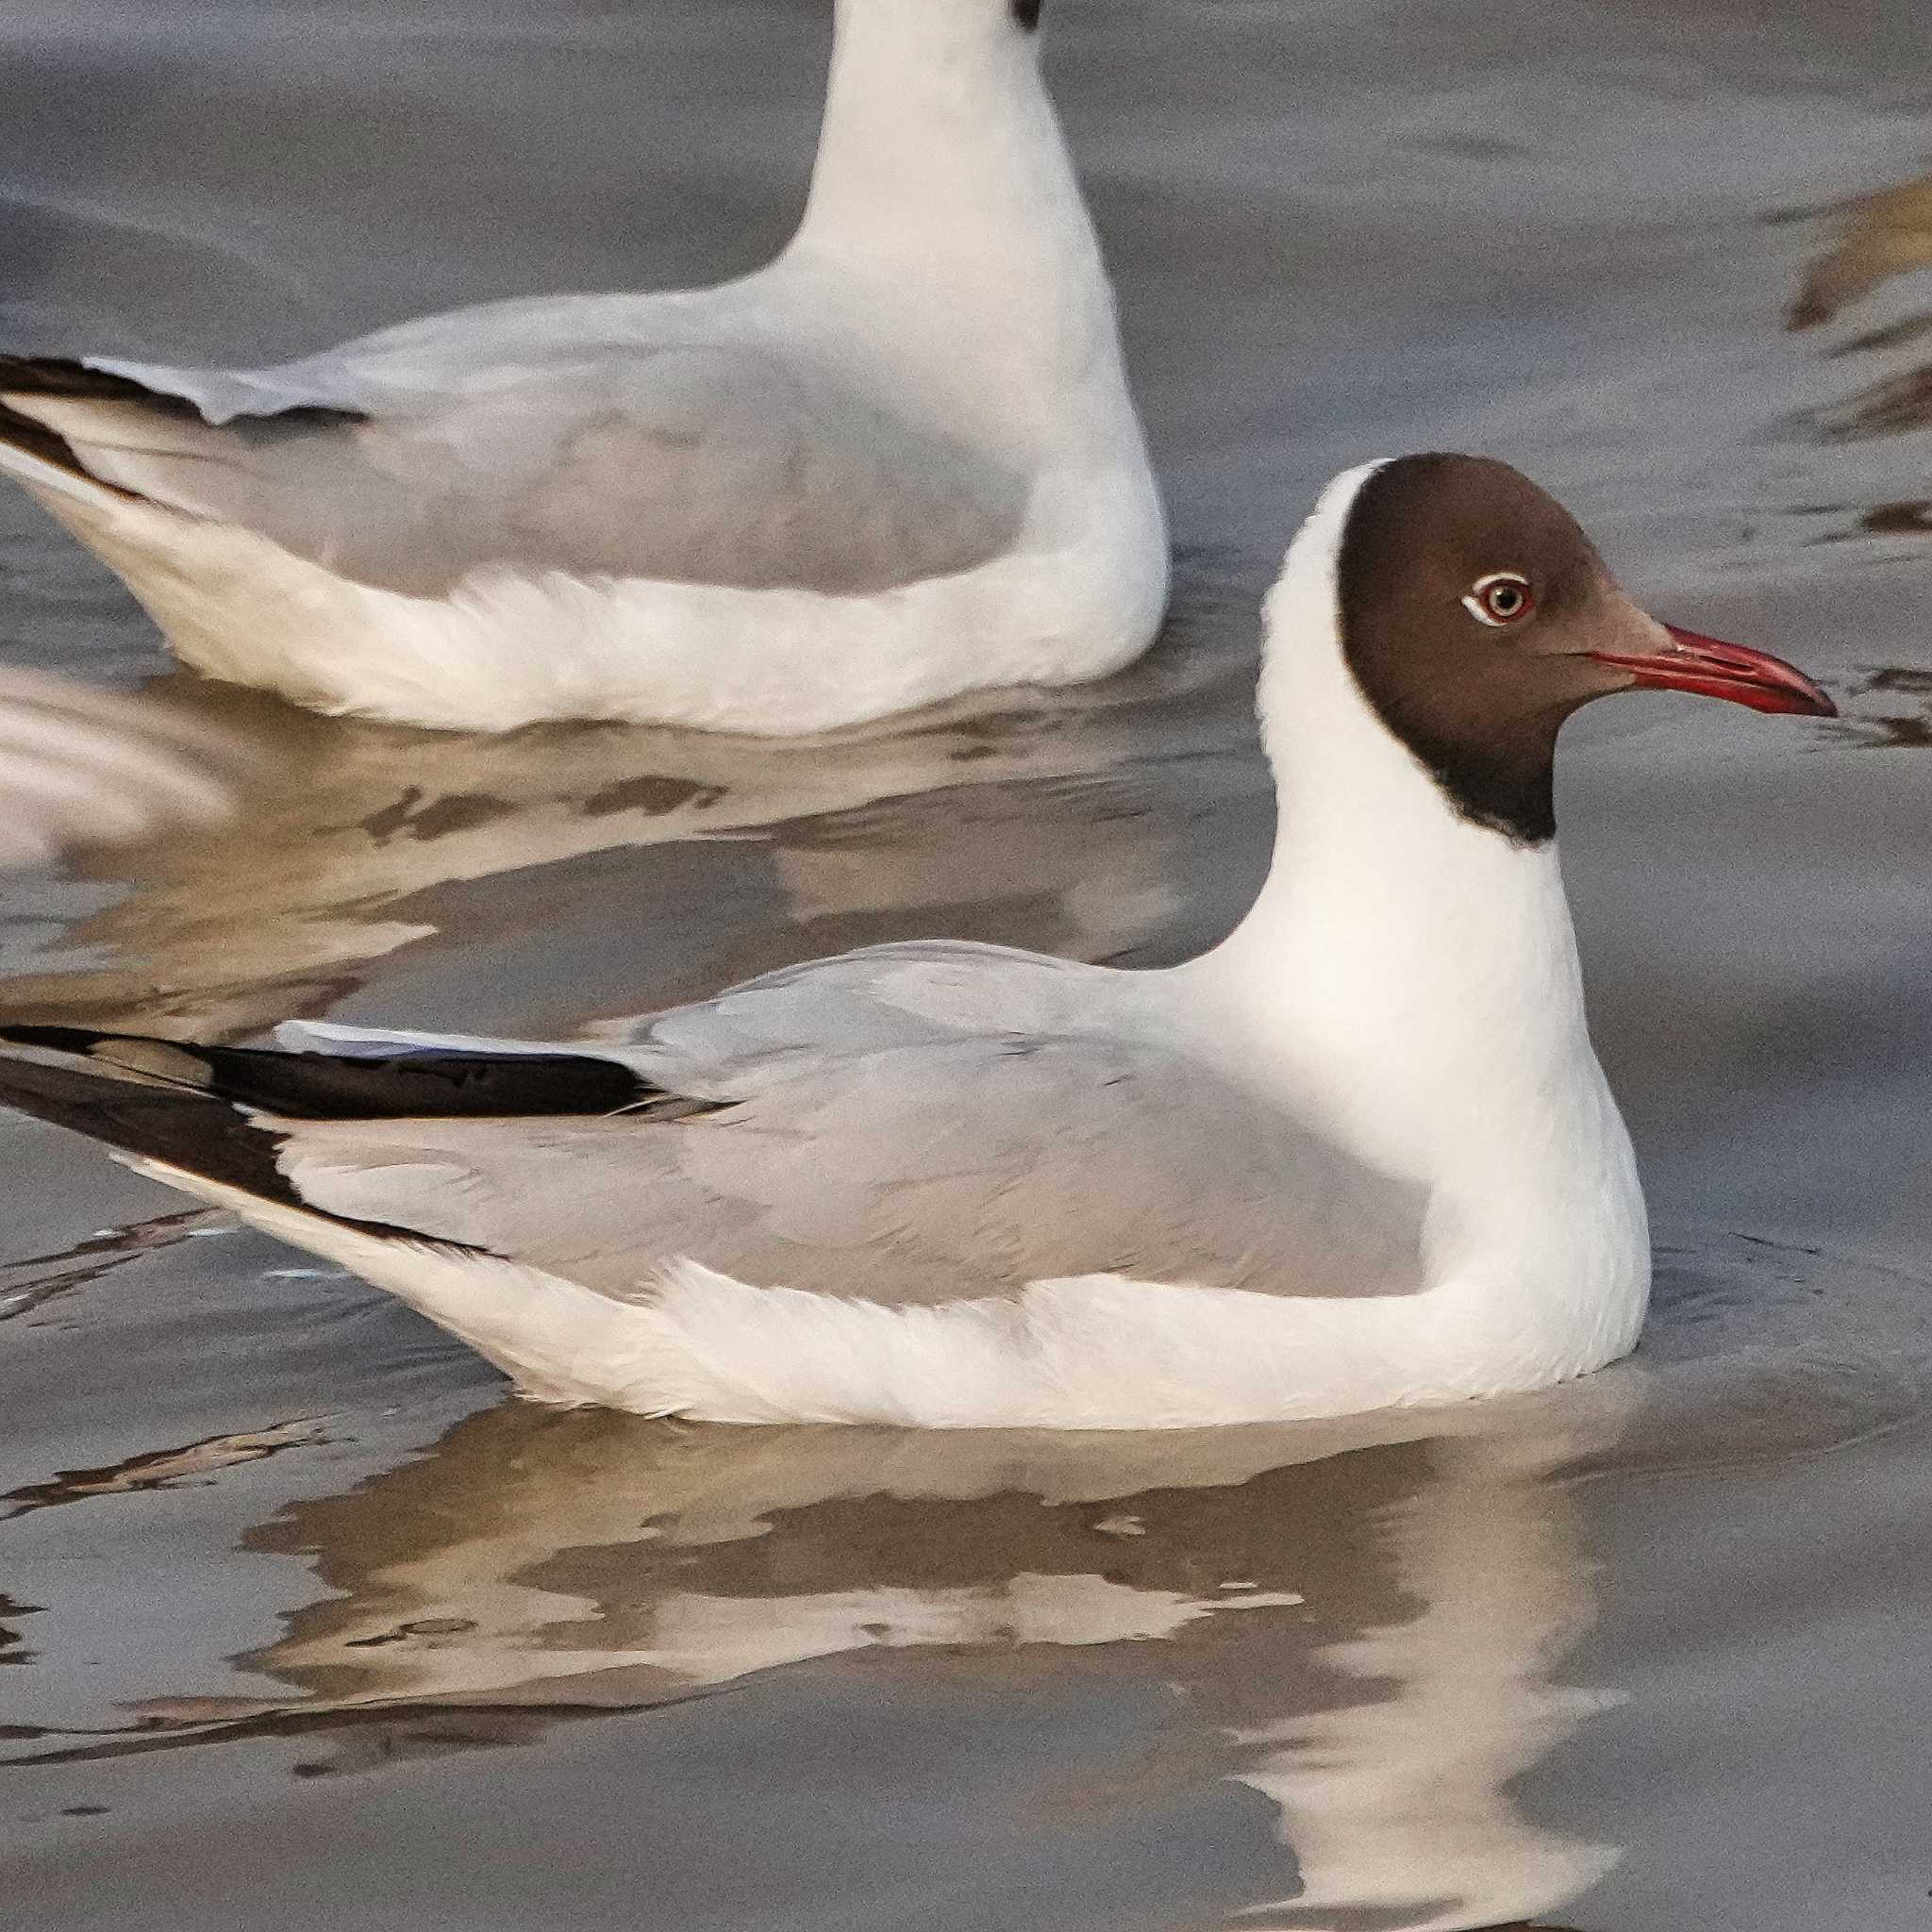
[0,0,1166,734]
[0,456,1834,1429]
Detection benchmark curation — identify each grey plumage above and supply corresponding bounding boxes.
[274,943,1425,1304]
[0,328,1028,597]
[0,942,1425,1309]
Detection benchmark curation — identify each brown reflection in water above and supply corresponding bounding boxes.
[0,1593,41,1669]
[1788,174,1932,441]
[0,549,1256,1039]
[0,1208,209,1324]
[1856,500,1932,535]
[0,1419,322,1523]
[1789,175,1932,331]
[29,1391,1633,1932]
[1797,366,1932,441]
[1823,666,1932,749]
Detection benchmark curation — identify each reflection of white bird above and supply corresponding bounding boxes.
[0,572,1249,1041]
[1241,1426,1624,1932]
[0,0,1165,734]
[131,1395,1632,1930]
[0,458,1832,1428]
[0,668,245,867]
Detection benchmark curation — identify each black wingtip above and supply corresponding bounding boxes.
[0,1034,494,1252]
[0,1022,723,1257]
[0,354,364,433]
[0,399,93,485]
[0,1022,702,1124]
[0,355,175,406]
[0,357,191,488]
[0,1046,298,1208]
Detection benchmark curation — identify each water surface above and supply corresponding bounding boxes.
[4,2,1932,1926]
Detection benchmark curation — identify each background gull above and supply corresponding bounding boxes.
[0,457,1833,1428]
[0,0,1166,735]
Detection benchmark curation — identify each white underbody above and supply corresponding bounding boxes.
[127,1165,1646,1431]
[20,452,1165,735]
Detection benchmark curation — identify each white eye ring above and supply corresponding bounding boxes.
[1463,571,1533,626]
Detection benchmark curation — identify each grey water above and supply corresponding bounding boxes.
[3,1,1932,1925]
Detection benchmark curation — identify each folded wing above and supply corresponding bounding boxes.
[3,938,1424,1307]
[267,1026,1427,1305]
[0,337,1025,598]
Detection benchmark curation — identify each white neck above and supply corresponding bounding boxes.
[797,0,1088,276]
[1173,466,1648,1353]
[782,0,1135,448]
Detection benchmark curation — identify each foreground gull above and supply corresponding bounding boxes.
[0,457,1833,1428]
[0,669,245,866]
[0,0,1165,734]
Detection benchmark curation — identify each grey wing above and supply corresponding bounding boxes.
[614,940,1140,1091]
[3,341,1026,597]
[0,670,248,864]
[272,1028,1427,1307]
[281,941,1147,1098]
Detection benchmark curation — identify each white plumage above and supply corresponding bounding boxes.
[0,0,1166,733]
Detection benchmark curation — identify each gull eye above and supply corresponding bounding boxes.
[1463,571,1534,627]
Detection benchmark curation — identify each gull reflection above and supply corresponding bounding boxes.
[1236,1424,1621,1932]
[1788,173,1932,443]
[149,1383,1638,1932]
[0,555,1256,1037]
[1789,175,1932,334]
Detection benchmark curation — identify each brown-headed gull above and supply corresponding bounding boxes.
[0,0,1164,734]
[0,457,1833,1428]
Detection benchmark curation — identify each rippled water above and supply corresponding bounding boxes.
[4,2,1932,1926]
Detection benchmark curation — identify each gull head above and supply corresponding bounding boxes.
[1262,454,1834,845]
